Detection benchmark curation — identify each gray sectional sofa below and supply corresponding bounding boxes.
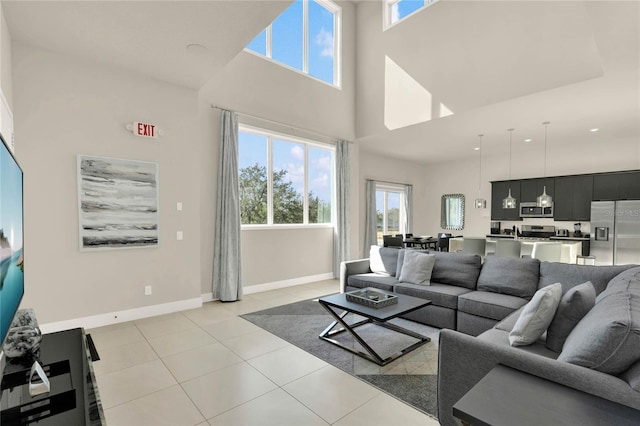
[340,246,640,424]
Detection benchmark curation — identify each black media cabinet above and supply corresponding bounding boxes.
[1,328,105,425]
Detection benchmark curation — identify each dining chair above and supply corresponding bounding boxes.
[436,233,452,252]
[383,235,403,248]
[531,242,562,262]
[461,237,487,257]
[495,239,522,258]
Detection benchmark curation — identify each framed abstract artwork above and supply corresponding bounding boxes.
[77,155,159,250]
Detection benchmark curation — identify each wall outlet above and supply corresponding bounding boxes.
[144,285,152,296]
[177,202,183,211]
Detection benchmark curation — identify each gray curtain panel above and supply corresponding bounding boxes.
[213,110,243,302]
[404,184,413,235]
[333,140,351,278]
[363,179,378,257]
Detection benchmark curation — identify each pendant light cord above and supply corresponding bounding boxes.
[543,121,550,178]
[508,129,514,179]
[478,134,483,196]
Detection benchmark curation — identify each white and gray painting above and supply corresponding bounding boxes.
[78,156,159,249]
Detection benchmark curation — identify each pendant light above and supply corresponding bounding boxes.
[474,134,486,209]
[502,129,517,209]
[537,121,553,207]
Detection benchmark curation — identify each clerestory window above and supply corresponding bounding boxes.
[245,0,341,87]
[383,0,439,30]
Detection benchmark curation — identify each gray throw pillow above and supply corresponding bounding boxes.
[545,281,596,353]
[558,291,640,374]
[396,248,429,278]
[398,251,435,285]
[509,283,562,347]
[369,246,399,276]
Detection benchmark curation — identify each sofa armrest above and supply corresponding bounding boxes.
[339,258,371,293]
[437,329,640,426]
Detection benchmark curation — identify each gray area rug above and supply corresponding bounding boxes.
[241,297,440,418]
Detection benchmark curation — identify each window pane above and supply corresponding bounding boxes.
[391,0,425,24]
[387,192,401,234]
[272,0,303,71]
[272,138,304,224]
[238,132,268,224]
[308,146,333,223]
[246,29,267,56]
[309,0,335,84]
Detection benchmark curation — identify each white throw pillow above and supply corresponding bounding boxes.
[509,283,563,347]
[398,251,435,285]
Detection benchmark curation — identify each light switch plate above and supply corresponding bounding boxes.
[177,231,183,240]
[177,202,183,211]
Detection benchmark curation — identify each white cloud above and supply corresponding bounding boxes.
[315,28,334,58]
[290,145,304,161]
[391,3,399,23]
[313,155,332,171]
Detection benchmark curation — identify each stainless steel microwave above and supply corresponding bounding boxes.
[519,202,554,218]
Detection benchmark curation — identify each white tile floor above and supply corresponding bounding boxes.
[90,280,440,425]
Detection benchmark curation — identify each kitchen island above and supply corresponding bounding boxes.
[450,237,582,263]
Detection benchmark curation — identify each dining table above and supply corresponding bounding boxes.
[403,237,438,249]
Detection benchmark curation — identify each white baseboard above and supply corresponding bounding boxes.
[40,297,203,334]
[243,273,335,294]
[41,274,335,333]
[201,273,335,302]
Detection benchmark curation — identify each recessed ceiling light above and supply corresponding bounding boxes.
[524,138,532,143]
[590,128,600,132]
[474,147,480,151]
[186,43,208,54]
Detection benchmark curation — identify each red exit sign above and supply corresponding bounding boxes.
[132,121,157,139]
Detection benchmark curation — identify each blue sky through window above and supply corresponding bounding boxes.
[245,0,338,86]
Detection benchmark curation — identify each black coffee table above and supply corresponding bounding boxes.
[318,291,431,366]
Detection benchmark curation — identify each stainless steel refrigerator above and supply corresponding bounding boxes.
[590,201,640,265]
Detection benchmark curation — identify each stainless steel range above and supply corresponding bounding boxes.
[520,225,556,239]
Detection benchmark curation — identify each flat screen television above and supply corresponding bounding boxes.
[0,132,24,363]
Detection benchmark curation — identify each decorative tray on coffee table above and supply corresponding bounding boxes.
[346,288,398,309]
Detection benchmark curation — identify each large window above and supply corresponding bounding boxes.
[239,126,335,226]
[245,0,341,86]
[383,0,440,30]
[376,184,407,244]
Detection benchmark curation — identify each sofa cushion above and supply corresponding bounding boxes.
[509,283,562,347]
[558,291,640,374]
[598,266,640,301]
[396,248,430,278]
[458,291,529,321]
[477,256,540,299]
[538,262,636,295]
[429,251,482,290]
[545,281,596,353]
[494,306,525,333]
[369,246,400,277]
[620,359,640,392]
[398,251,435,285]
[478,328,560,359]
[346,274,398,292]
[394,283,472,310]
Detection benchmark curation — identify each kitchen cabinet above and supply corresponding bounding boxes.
[554,175,592,221]
[593,174,620,200]
[619,172,640,200]
[593,172,640,201]
[520,178,555,203]
[491,181,521,221]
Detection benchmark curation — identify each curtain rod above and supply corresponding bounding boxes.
[367,178,413,187]
[211,104,352,144]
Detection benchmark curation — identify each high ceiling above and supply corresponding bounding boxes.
[3,0,639,165]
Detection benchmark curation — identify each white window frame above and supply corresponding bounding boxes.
[239,124,336,230]
[376,183,407,244]
[244,0,342,88]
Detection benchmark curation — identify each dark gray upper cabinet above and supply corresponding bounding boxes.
[520,178,555,203]
[593,174,620,200]
[554,175,593,221]
[491,181,522,221]
[619,172,640,200]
